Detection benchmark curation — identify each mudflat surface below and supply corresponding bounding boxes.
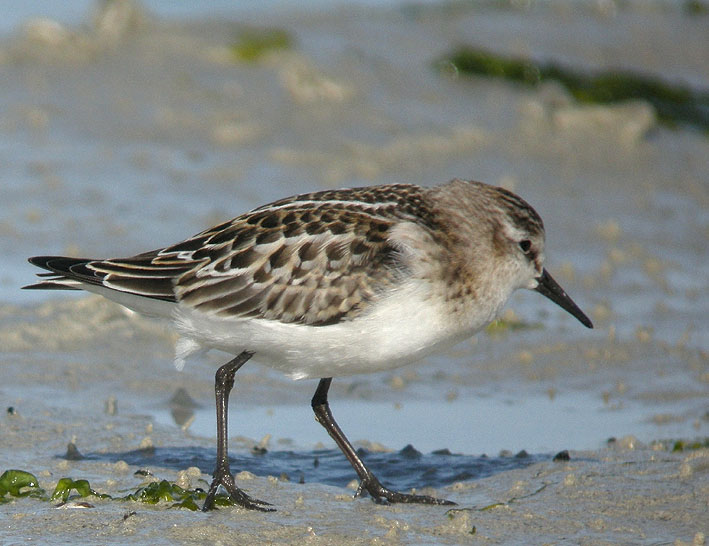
[1,1,707,544]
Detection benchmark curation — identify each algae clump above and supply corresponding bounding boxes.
[437,46,709,132]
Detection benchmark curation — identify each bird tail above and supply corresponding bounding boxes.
[23,256,98,291]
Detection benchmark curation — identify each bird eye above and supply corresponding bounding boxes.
[518,240,531,253]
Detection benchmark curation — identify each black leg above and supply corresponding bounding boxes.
[202,351,273,512]
[311,377,455,505]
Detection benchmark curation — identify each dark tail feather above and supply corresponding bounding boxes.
[28,256,94,276]
[25,255,180,302]
[24,256,102,290]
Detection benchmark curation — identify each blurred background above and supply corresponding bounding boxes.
[1,0,707,459]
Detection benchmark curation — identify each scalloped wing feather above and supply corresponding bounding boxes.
[172,202,412,325]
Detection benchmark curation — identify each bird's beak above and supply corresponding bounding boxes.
[534,269,593,328]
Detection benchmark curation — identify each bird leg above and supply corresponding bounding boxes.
[311,377,455,506]
[203,351,274,511]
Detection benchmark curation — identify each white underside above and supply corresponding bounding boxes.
[173,279,500,380]
[63,277,507,380]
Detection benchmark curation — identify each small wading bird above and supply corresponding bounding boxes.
[25,179,593,511]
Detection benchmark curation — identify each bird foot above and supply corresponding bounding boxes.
[355,476,455,506]
[202,467,274,512]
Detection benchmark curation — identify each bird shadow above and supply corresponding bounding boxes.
[78,445,547,490]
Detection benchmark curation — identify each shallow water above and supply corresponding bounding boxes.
[84,445,546,492]
[10,376,702,494]
[154,390,700,456]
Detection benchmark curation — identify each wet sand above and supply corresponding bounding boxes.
[1,1,707,544]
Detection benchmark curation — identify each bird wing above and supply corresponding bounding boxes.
[27,184,431,326]
[172,195,415,325]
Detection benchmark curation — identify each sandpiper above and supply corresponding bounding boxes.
[26,178,593,510]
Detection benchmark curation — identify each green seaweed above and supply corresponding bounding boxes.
[671,438,709,452]
[50,477,110,502]
[230,27,294,62]
[124,479,201,509]
[0,469,46,502]
[485,318,542,334]
[0,469,240,511]
[684,0,709,15]
[437,46,709,132]
[124,479,241,510]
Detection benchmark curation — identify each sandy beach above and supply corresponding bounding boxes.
[1,1,707,543]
